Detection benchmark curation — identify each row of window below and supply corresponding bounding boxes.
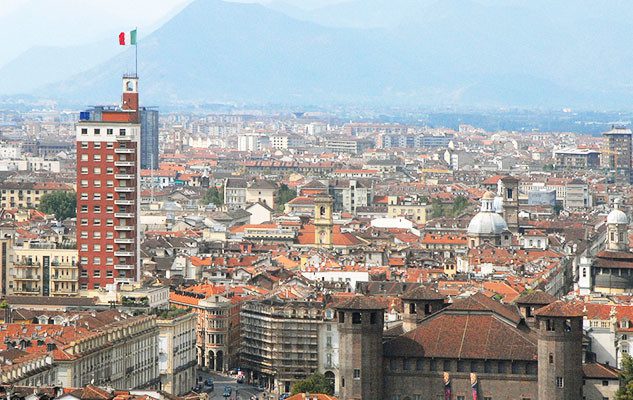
[80,180,131,188]
[388,357,537,375]
[80,128,126,136]
[79,153,132,162]
[79,218,119,226]
[80,141,114,149]
[80,205,116,213]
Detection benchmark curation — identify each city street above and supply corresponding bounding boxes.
[197,371,269,400]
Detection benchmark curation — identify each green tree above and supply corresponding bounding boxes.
[202,187,224,206]
[276,184,296,210]
[291,373,334,396]
[431,197,445,218]
[617,354,633,400]
[452,195,469,216]
[39,191,76,220]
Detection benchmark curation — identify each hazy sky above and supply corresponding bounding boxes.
[0,0,347,67]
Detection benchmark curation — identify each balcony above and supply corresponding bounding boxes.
[14,261,39,268]
[115,187,134,193]
[13,288,40,295]
[115,212,134,219]
[13,275,40,281]
[114,251,134,257]
[115,264,135,270]
[115,174,134,180]
[115,161,135,167]
[52,275,77,281]
[115,199,135,206]
[115,148,134,154]
[114,238,134,244]
[115,225,134,231]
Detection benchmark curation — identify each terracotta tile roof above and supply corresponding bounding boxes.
[533,300,583,318]
[514,290,556,306]
[286,395,338,400]
[582,362,620,379]
[385,313,537,361]
[401,285,445,301]
[334,295,386,310]
[446,292,521,324]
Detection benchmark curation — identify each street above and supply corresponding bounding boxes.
[197,370,269,400]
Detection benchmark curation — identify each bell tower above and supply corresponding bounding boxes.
[121,75,139,121]
[314,196,333,247]
[534,301,583,400]
[606,198,629,252]
[498,176,519,233]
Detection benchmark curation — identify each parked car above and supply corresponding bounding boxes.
[236,376,245,384]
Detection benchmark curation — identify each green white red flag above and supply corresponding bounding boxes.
[119,29,137,46]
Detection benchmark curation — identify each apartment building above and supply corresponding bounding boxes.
[386,195,431,223]
[0,312,159,389]
[0,182,72,209]
[8,242,78,297]
[240,296,322,394]
[76,75,141,289]
[156,309,197,395]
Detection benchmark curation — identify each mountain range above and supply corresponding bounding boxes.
[5,0,633,109]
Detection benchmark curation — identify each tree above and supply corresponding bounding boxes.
[202,187,223,206]
[291,373,334,396]
[39,191,76,220]
[452,195,469,216]
[617,354,633,400]
[276,184,296,210]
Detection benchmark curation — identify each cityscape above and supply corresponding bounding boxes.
[3,1,633,400]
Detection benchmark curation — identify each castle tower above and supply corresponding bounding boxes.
[314,196,333,247]
[498,176,519,233]
[401,285,445,333]
[606,198,629,252]
[534,301,583,400]
[335,296,385,400]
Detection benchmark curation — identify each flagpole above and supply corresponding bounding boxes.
[135,27,138,78]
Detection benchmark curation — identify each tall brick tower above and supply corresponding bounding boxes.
[76,75,141,290]
[400,285,445,333]
[534,300,583,400]
[335,296,384,400]
[498,175,519,233]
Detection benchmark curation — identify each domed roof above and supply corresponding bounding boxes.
[607,198,629,225]
[467,211,509,235]
[467,191,509,236]
[607,209,628,224]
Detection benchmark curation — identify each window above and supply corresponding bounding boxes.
[81,193,88,200]
[80,244,88,251]
[81,205,88,213]
[81,167,88,174]
[93,193,101,201]
[106,142,114,148]
[94,128,100,135]
[81,128,88,135]
[106,180,114,187]
[93,219,101,226]
[93,167,101,174]
[93,231,101,239]
[106,232,113,239]
[119,128,126,136]
[94,154,101,161]
[107,128,113,135]
[93,244,101,252]
[353,369,360,379]
[403,359,412,371]
[106,257,114,265]
[106,219,113,226]
[80,270,88,278]
[416,359,424,371]
[338,312,345,323]
[80,283,88,290]
[107,270,113,278]
[602,380,609,386]
[546,319,555,331]
[81,142,88,149]
[93,205,101,213]
[106,206,113,213]
[107,154,114,161]
[81,154,88,161]
[106,244,113,252]
[80,180,88,188]
[93,257,101,265]
[457,397,465,400]
[80,231,88,239]
[352,312,361,324]
[370,312,377,324]
[94,180,101,187]
[556,377,564,388]
[81,219,88,226]
[107,167,114,174]
[93,270,100,278]
[94,142,101,149]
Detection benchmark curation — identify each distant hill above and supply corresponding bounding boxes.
[6,0,633,108]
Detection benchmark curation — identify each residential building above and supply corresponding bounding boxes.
[564,179,592,209]
[76,75,142,289]
[0,182,72,209]
[386,195,431,223]
[241,296,322,393]
[324,138,373,154]
[224,177,247,209]
[602,125,632,183]
[156,309,197,395]
[8,242,78,297]
[553,147,601,170]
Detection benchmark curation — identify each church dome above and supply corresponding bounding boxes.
[467,191,509,235]
[607,198,629,225]
[467,211,509,235]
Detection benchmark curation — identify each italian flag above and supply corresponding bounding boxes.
[119,29,137,46]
